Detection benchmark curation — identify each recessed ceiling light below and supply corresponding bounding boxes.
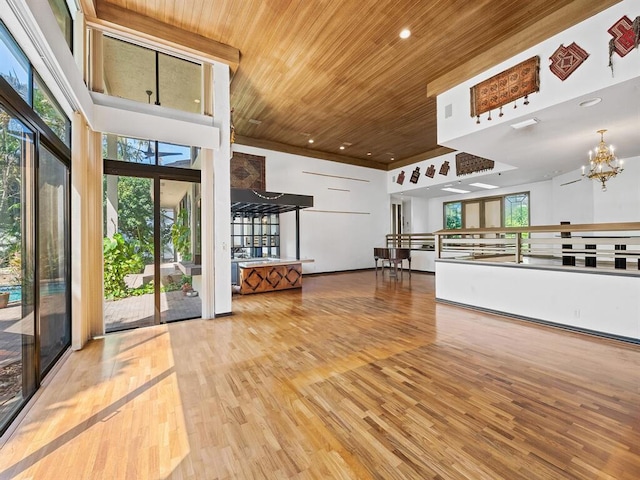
[399,29,411,39]
[339,145,345,150]
[390,157,395,161]
[442,187,470,194]
[469,182,499,189]
[194,99,201,104]
[367,152,372,156]
[510,118,539,129]
[579,97,602,107]
[308,139,314,144]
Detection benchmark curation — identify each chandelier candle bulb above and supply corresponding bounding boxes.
[582,129,622,191]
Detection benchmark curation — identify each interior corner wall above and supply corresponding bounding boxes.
[550,170,595,224]
[592,155,640,223]
[232,145,388,273]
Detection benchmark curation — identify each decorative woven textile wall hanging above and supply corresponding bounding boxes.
[549,42,589,81]
[396,170,406,185]
[439,161,450,176]
[410,167,420,184]
[231,152,265,189]
[425,165,436,178]
[456,153,495,176]
[470,56,540,123]
[608,15,640,75]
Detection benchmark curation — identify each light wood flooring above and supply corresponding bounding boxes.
[0,271,638,479]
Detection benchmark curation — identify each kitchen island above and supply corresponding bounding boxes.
[237,258,313,294]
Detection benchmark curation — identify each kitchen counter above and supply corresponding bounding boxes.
[236,258,314,294]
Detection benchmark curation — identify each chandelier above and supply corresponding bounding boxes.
[581,129,624,191]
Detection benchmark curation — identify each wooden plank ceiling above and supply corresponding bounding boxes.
[93,0,619,170]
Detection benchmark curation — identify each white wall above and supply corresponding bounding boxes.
[387,151,515,195]
[592,155,640,223]
[436,261,640,340]
[388,153,639,239]
[437,0,640,144]
[233,145,388,273]
[551,155,640,225]
[421,180,554,233]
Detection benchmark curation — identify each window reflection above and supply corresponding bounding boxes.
[47,0,73,50]
[0,21,31,103]
[102,134,200,170]
[38,147,70,374]
[102,36,156,104]
[0,107,36,433]
[158,53,202,113]
[99,34,203,115]
[34,74,71,147]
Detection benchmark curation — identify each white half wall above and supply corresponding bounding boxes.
[436,261,640,341]
[233,145,388,273]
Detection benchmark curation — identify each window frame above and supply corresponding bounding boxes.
[443,191,530,230]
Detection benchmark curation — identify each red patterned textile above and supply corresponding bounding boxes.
[549,42,589,81]
[608,16,638,57]
[470,56,540,119]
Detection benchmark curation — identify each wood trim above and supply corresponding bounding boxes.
[388,146,455,170]
[235,136,388,170]
[88,2,240,71]
[435,221,640,235]
[426,0,621,97]
[79,0,97,18]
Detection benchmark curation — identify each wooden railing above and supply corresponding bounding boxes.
[385,233,435,250]
[433,222,640,271]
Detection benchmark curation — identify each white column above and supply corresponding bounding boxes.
[213,62,232,315]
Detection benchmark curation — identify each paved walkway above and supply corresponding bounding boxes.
[104,290,202,332]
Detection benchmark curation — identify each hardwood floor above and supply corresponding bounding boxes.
[0,271,638,479]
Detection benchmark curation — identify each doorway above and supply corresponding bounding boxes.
[102,171,201,332]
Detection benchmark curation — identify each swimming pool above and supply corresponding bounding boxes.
[0,285,21,302]
[0,283,67,303]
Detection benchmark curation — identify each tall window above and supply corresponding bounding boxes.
[504,193,530,228]
[444,202,462,229]
[443,192,529,229]
[47,0,73,50]
[0,22,71,436]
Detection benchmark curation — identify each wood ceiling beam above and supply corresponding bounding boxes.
[88,2,240,71]
[388,146,455,170]
[235,136,388,171]
[426,0,621,97]
[79,0,96,18]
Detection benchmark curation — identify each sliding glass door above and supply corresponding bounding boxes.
[160,179,201,323]
[0,107,36,431]
[38,146,70,373]
[103,174,155,332]
[103,172,201,332]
